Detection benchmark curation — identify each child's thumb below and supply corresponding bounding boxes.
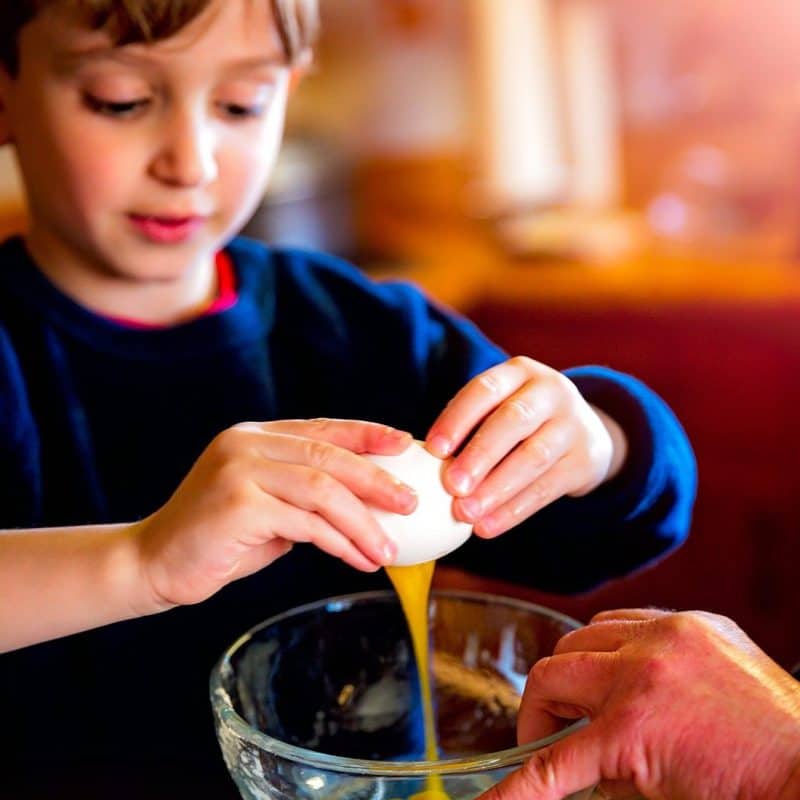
[477,729,600,800]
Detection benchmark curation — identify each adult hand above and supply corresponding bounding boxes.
[135,418,415,611]
[426,356,627,537]
[478,609,800,800]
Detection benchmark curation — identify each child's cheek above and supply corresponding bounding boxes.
[50,119,140,206]
[219,149,276,219]
[219,94,288,209]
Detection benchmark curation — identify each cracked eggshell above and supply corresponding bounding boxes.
[364,441,473,566]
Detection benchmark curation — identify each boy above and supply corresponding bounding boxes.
[0,1,696,796]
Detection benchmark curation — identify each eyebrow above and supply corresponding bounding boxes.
[53,47,288,74]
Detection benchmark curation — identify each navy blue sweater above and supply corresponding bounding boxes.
[0,236,696,796]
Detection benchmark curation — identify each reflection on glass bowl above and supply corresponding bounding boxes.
[210,590,595,800]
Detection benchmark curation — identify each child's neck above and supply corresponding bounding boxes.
[24,231,218,326]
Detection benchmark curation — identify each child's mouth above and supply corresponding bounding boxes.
[128,213,206,244]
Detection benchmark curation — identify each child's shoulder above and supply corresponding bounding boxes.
[227,236,372,283]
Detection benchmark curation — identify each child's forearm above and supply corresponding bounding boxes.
[0,522,160,653]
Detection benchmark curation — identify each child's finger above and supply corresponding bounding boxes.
[426,359,535,458]
[250,418,413,454]
[269,499,384,572]
[252,461,396,566]
[472,455,580,538]
[231,430,417,513]
[442,383,557,498]
[232,539,295,579]
[453,420,571,522]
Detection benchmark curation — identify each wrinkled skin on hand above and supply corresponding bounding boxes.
[478,609,800,800]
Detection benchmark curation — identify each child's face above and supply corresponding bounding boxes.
[0,0,292,285]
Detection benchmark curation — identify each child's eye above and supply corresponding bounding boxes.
[84,94,150,118]
[219,102,266,120]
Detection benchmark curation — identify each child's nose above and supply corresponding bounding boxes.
[150,111,219,188]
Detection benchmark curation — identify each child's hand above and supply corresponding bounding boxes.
[133,419,416,612]
[426,357,628,538]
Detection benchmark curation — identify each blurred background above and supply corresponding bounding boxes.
[1,0,799,666]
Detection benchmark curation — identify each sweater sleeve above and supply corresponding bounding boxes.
[364,279,698,593]
[445,365,697,593]
[268,248,697,593]
[0,326,41,527]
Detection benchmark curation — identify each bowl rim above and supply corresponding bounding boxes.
[209,588,585,777]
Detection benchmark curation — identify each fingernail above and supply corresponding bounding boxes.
[428,434,452,458]
[448,467,472,496]
[459,496,483,522]
[399,488,418,512]
[477,513,502,537]
[382,541,397,565]
[391,479,417,510]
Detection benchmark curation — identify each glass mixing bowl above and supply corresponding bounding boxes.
[210,590,595,800]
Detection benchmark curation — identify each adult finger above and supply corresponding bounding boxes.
[515,696,580,745]
[590,608,671,624]
[477,726,602,800]
[553,620,649,656]
[594,779,643,799]
[425,358,538,459]
[517,653,617,744]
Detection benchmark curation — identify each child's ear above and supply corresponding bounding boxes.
[289,49,313,93]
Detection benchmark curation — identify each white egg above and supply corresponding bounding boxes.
[364,441,473,566]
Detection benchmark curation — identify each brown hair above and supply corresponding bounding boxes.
[0,0,319,73]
